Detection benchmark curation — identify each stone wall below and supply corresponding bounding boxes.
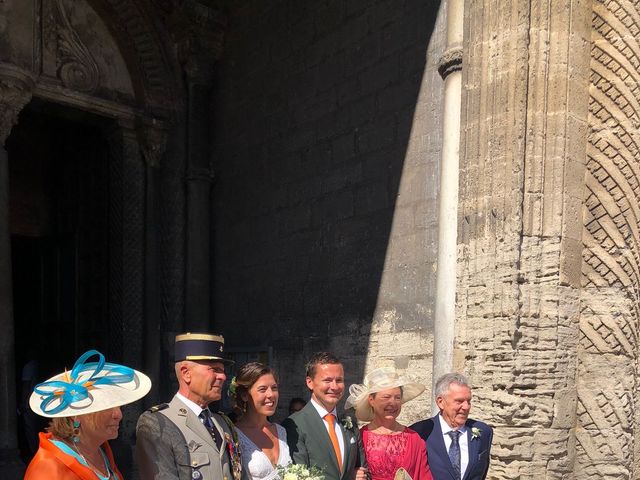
[578,0,640,477]
[211,0,445,420]
[457,0,639,478]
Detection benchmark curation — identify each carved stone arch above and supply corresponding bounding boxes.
[2,0,176,437]
[53,0,186,413]
[0,3,224,471]
[83,0,183,118]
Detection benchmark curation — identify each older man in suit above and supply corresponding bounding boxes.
[136,333,244,480]
[282,352,367,480]
[411,373,492,480]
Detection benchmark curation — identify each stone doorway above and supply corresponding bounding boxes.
[7,102,112,462]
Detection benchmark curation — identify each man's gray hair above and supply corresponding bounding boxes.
[434,373,471,398]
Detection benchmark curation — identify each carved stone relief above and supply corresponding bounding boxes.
[52,0,100,92]
[40,0,140,99]
[139,119,168,168]
[579,0,640,477]
[0,64,36,145]
[170,0,226,84]
[100,0,178,111]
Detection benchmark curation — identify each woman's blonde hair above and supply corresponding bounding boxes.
[47,414,97,440]
[47,417,75,440]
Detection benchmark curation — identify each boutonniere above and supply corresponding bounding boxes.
[341,415,354,430]
[471,427,481,440]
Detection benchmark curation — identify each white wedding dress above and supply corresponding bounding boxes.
[237,424,292,480]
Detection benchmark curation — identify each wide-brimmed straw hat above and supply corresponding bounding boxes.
[345,367,425,422]
[29,350,151,418]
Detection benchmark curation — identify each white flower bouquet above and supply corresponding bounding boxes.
[276,463,325,480]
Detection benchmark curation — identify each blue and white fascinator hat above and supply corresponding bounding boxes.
[29,350,151,418]
[345,367,425,422]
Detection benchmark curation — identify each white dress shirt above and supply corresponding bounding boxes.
[438,414,469,479]
[310,398,345,468]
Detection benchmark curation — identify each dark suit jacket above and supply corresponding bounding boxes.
[410,415,492,480]
[282,402,366,480]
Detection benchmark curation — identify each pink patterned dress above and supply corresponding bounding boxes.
[361,426,433,480]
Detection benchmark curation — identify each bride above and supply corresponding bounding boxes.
[232,362,292,480]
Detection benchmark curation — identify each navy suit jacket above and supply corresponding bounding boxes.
[410,415,492,480]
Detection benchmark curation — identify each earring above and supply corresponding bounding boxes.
[72,420,81,443]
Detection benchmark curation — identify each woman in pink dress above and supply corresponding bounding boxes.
[345,368,432,480]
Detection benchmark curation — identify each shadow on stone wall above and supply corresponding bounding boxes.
[211,0,443,418]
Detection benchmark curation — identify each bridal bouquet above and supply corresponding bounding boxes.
[276,463,324,480]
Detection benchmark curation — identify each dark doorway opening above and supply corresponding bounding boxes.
[7,102,111,462]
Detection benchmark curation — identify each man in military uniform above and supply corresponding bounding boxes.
[136,333,244,480]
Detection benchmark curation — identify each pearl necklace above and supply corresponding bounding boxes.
[72,442,112,479]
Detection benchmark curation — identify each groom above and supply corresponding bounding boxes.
[282,352,367,480]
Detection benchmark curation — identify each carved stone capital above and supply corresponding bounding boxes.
[0,64,36,145]
[438,47,463,80]
[139,119,168,168]
[170,0,227,84]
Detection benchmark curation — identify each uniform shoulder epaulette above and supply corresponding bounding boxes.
[148,403,169,413]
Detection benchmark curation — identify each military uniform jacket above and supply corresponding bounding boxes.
[136,395,241,480]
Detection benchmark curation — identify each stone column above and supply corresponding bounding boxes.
[432,0,464,409]
[172,1,225,331]
[0,63,34,477]
[184,79,215,331]
[139,120,167,406]
[107,120,145,443]
[456,1,591,478]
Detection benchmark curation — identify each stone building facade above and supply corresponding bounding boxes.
[210,0,444,424]
[457,1,639,478]
[0,1,638,479]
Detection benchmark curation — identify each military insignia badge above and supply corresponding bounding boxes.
[218,413,242,480]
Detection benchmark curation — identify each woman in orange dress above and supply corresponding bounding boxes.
[25,350,151,480]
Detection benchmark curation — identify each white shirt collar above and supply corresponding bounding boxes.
[176,392,205,417]
[438,413,467,435]
[310,397,338,418]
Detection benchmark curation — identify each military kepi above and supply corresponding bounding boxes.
[174,332,234,364]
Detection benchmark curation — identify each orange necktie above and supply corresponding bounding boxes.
[324,413,343,472]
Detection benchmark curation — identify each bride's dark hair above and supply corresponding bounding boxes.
[233,362,278,413]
